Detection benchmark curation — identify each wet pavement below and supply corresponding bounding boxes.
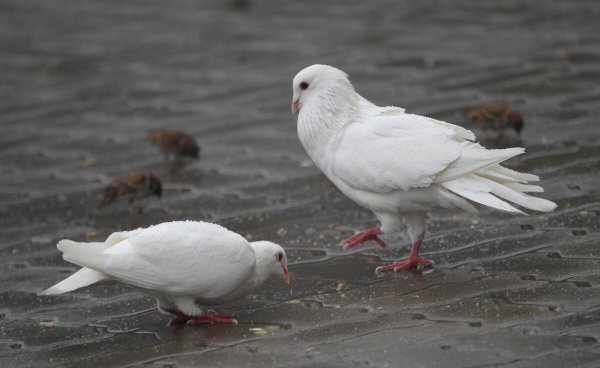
[1,0,600,367]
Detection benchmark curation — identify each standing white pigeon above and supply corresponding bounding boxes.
[291,64,556,272]
[41,221,290,325]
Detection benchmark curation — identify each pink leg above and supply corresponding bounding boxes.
[188,310,238,325]
[342,227,387,249]
[376,232,433,272]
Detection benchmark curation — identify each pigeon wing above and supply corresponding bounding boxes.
[331,113,520,193]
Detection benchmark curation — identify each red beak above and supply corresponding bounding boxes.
[291,99,300,113]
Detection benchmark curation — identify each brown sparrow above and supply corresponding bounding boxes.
[98,172,162,213]
[466,102,524,135]
[145,129,200,162]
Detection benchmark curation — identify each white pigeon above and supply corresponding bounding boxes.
[291,64,557,272]
[41,220,290,325]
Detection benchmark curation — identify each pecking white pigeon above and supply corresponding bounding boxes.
[41,221,290,325]
[291,64,557,272]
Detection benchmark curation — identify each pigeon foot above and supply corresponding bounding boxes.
[375,257,433,273]
[342,227,387,249]
[375,232,433,272]
[188,310,238,325]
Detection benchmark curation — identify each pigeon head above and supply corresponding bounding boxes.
[291,64,354,114]
[249,241,290,285]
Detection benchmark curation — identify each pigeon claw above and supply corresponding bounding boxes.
[375,258,434,273]
[342,227,387,249]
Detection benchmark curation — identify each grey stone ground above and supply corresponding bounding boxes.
[1,0,600,367]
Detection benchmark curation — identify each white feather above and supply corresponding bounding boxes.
[434,144,525,182]
[40,229,147,295]
[40,266,108,295]
[482,165,540,183]
[40,240,111,295]
[504,182,544,193]
[442,179,525,214]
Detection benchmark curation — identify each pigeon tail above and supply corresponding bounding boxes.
[441,166,557,215]
[40,240,112,295]
[435,145,525,183]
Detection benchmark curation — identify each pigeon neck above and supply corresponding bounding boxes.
[298,82,360,153]
[250,246,276,288]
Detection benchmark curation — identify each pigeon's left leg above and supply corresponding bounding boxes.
[342,227,387,249]
[188,310,238,325]
[376,213,434,272]
[171,297,237,325]
[342,212,403,249]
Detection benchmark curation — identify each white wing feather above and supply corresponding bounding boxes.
[331,113,520,193]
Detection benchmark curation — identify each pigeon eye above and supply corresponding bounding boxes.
[277,252,283,262]
[299,82,309,91]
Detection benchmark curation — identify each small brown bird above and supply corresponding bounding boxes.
[145,129,200,162]
[98,172,162,213]
[466,102,524,135]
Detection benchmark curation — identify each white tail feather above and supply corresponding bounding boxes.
[40,268,108,295]
[481,165,540,183]
[479,176,556,212]
[442,168,556,215]
[443,178,526,215]
[436,145,525,182]
[57,239,107,269]
[40,240,111,295]
[504,182,544,193]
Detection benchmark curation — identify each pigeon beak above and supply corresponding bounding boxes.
[282,266,290,284]
[291,99,300,114]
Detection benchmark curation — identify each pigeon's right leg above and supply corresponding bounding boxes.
[375,232,433,272]
[376,213,434,272]
[342,227,387,249]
